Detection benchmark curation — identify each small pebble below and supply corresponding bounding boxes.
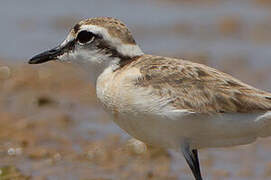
[7,148,16,156]
[127,138,147,154]
[7,147,22,156]
[53,153,62,161]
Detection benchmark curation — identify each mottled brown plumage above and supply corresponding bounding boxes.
[124,55,271,114]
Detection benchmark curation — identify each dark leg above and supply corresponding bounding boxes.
[192,149,202,179]
[181,143,203,180]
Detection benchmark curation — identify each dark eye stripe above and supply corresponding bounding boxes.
[77,30,95,44]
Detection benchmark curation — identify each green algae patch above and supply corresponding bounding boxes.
[0,166,30,180]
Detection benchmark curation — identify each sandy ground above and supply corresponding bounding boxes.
[1,59,271,180]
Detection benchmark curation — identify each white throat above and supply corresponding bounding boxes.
[72,53,121,84]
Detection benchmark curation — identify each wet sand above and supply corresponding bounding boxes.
[1,59,271,180]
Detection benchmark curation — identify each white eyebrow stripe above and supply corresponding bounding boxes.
[79,25,143,57]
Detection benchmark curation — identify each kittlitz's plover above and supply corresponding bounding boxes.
[29,17,271,180]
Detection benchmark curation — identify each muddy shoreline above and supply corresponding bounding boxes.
[0,59,271,179]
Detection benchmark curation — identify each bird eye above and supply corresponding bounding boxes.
[77,30,95,44]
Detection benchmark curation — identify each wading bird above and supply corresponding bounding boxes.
[29,17,271,180]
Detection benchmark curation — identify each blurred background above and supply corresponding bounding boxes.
[1,0,271,179]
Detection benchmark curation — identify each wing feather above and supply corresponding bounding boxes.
[132,55,271,114]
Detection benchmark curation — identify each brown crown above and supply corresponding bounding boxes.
[73,17,136,45]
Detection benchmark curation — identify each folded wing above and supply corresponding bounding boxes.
[133,55,271,114]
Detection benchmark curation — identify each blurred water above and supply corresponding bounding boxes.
[1,0,271,68]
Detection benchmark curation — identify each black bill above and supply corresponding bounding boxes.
[28,40,75,64]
